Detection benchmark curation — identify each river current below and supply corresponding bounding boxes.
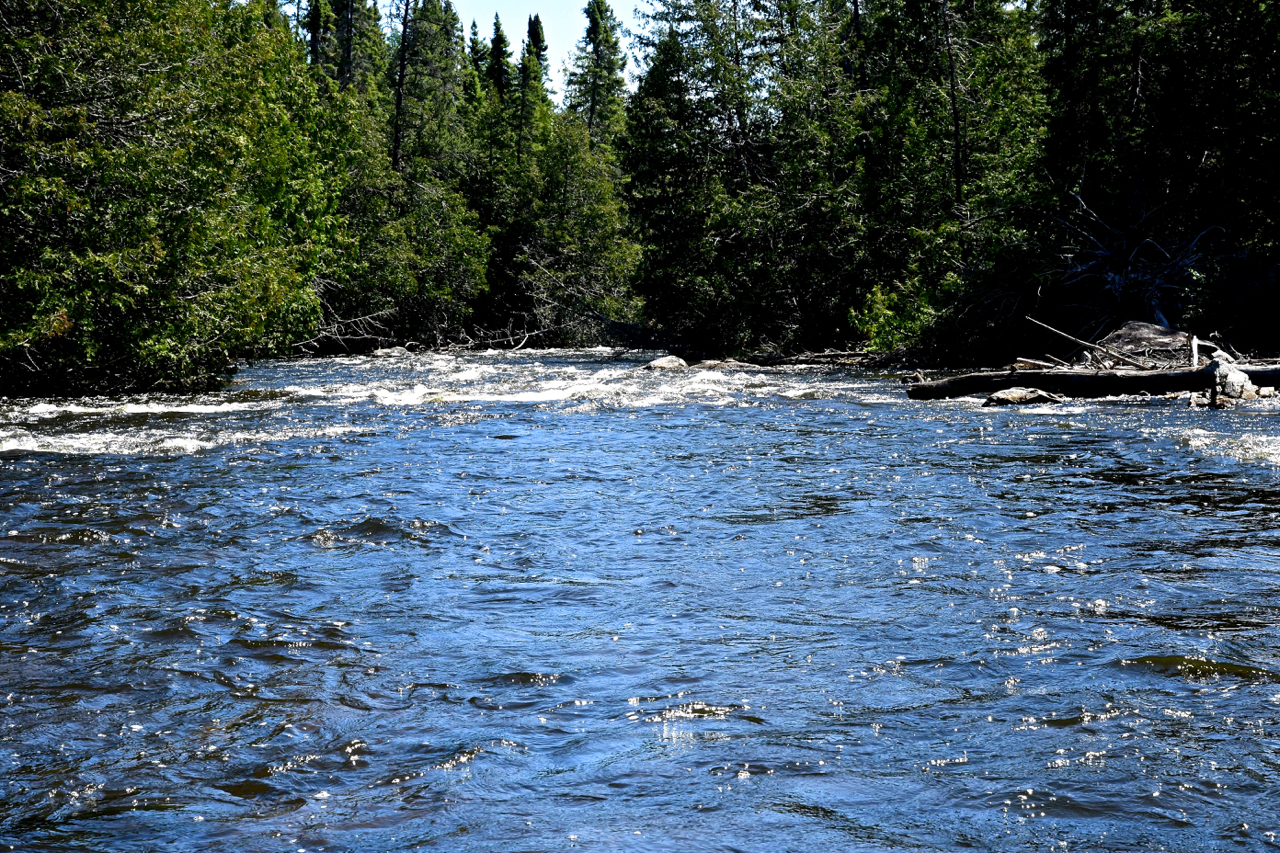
[3,349,1280,852]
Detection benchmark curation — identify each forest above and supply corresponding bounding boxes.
[1,0,1277,393]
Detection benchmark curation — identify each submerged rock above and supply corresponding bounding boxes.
[983,387,1065,407]
[692,359,757,371]
[644,355,688,370]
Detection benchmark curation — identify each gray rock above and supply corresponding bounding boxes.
[644,355,689,370]
[372,346,411,358]
[983,387,1065,407]
[692,359,758,371]
[1211,359,1251,400]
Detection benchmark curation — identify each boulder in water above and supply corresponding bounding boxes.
[983,387,1065,407]
[1211,359,1254,399]
[644,356,688,370]
[372,346,411,358]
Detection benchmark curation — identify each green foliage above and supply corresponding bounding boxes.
[307,0,388,90]
[624,0,1050,357]
[526,15,549,76]
[485,15,514,98]
[6,0,1278,395]
[849,0,1048,355]
[308,0,488,351]
[624,27,741,350]
[522,112,641,341]
[1,0,332,393]
[1030,0,1280,348]
[565,0,629,148]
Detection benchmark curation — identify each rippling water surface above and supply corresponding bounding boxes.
[4,350,1280,852]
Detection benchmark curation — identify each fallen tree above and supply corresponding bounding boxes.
[907,363,1280,400]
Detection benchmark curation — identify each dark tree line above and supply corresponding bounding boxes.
[2,0,1277,392]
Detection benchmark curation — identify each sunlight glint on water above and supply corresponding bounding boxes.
[3,349,1280,851]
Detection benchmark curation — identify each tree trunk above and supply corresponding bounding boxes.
[905,364,1280,400]
[940,0,963,209]
[391,0,413,173]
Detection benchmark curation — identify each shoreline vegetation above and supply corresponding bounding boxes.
[2,0,1278,396]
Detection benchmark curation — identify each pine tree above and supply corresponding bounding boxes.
[305,0,388,92]
[514,38,552,167]
[1031,0,1280,346]
[390,0,418,173]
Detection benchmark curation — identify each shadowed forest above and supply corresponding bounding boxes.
[2,0,1277,393]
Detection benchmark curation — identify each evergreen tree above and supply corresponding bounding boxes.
[514,39,551,166]
[565,0,629,148]
[527,15,550,77]
[485,15,514,97]
[525,113,641,340]
[624,27,742,349]
[842,0,1046,351]
[1029,0,1280,348]
[307,0,336,71]
[0,0,335,392]
[314,0,487,350]
[468,20,488,77]
[390,0,418,173]
[624,0,1046,355]
[306,0,389,92]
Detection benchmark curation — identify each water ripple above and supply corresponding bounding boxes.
[3,350,1280,850]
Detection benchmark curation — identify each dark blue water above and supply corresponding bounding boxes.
[3,350,1280,851]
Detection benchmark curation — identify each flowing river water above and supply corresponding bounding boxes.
[3,349,1280,852]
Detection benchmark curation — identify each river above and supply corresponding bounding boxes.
[3,349,1279,851]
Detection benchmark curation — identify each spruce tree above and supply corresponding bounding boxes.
[485,15,513,97]
[527,15,549,76]
[624,27,742,349]
[468,21,488,77]
[565,0,628,147]
[307,0,335,72]
[513,34,553,168]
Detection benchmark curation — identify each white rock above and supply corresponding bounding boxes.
[644,355,688,370]
[983,387,1065,407]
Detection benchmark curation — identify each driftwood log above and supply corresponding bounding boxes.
[907,364,1280,400]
